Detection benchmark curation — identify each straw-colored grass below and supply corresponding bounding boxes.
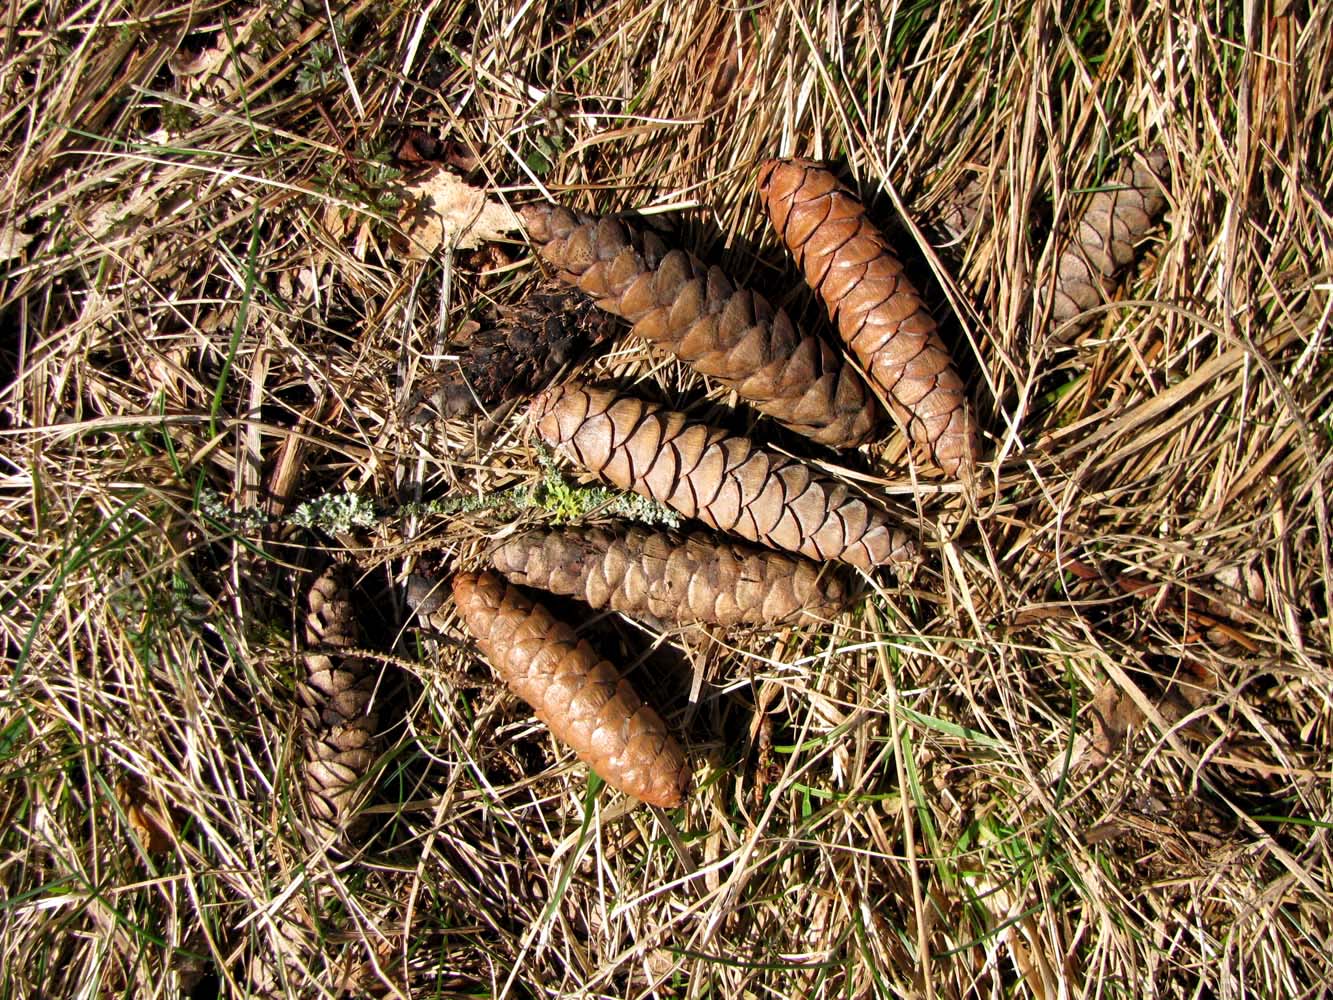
[2,1,1330,997]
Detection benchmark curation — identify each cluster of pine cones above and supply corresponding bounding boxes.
[300,152,1171,830]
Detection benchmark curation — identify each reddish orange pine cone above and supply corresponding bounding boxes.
[529,380,917,571]
[757,158,979,478]
[520,202,881,449]
[450,570,690,808]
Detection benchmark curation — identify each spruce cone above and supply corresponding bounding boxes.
[529,381,916,571]
[406,282,613,421]
[490,526,849,626]
[521,202,880,449]
[1042,148,1170,337]
[450,570,690,808]
[299,565,380,844]
[757,158,978,478]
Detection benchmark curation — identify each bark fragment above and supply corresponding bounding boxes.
[529,381,916,571]
[450,570,690,807]
[490,526,849,626]
[521,202,880,449]
[757,158,978,478]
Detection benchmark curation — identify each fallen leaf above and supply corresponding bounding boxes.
[1088,658,1217,765]
[115,778,178,856]
[168,2,298,96]
[0,221,33,262]
[395,167,520,258]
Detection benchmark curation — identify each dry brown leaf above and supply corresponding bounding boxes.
[0,221,33,262]
[115,778,177,856]
[168,1,313,96]
[396,167,520,258]
[1088,660,1217,765]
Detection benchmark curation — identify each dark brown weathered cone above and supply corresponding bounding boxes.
[490,526,849,626]
[529,381,916,571]
[757,158,978,479]
[450,570,690,807]
[521,203,880,449]
[299,564,379,844]
[1042,148,1170,337]
[406,282,613,421]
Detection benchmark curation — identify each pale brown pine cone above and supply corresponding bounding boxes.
[489,526,849,626]
[529,380,917,571]
[449,570,690,808]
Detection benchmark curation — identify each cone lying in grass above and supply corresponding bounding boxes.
[449,570,689,808]
[529,381,916,571]
[406,281,613,421]
[490,526,849,627]
[521,202,880,449]
[1041,148,1170,338]
[299,564,380,845]
[757,158,978,478]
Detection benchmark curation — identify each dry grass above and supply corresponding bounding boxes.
[2,0,1331,997]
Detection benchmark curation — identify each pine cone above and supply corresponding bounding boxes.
[490,526,849,626]
[529,381,916,571]
[1042,148,1170,337]
[406,282,613,421]
[757,158,978,478]
[449,571,690,808]
[521,203,881,449]
[299,565,380,844]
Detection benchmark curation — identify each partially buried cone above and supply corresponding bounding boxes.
[299,564,381,845]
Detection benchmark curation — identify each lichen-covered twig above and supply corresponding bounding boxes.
[757,158,978,478]
[449,570,690,808]
[299,565,380,845]
[521,203,880,449]
[529,381,916,571]
[490,526,849,626]
[1042,148,1170,337]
